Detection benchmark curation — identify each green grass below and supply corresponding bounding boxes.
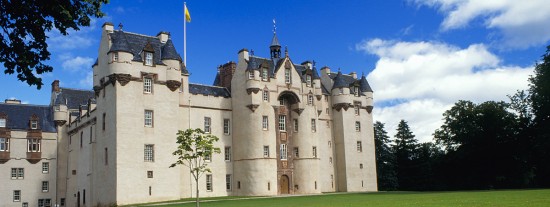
[138,189,550,207]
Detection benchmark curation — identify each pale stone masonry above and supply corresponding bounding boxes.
[0,22,377,207]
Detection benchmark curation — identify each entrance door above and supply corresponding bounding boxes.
[280,175,290,194]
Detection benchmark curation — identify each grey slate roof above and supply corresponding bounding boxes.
[359,75,373,92]
[189,84,231,98]
[271,33,280,46]
[0,103,56,132]
[53,88,95,109]
[329,72,357,89]
[108,31,182,65]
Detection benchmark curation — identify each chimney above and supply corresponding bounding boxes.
[157,31,170,43]
[321,66,331,76]
[238,48,249,62]
[349,72,357,79]
[102,22,114,33]
[52,80,60,93]
[301,61,313,69]
[219,61,236,91]
[5,99,21,104]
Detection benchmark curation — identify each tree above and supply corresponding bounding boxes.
[529,45,550,186]
[374,121,398,190]
[0,0,108,89]
[170,128,221,207]
[393,119,418,190]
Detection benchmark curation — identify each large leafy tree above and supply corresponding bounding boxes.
[0,0,108,89]
[392,119,418,190]
[170,128,221,207]
[529,46,550,186]
[374,121,398,190]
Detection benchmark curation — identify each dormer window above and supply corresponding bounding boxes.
[31,120,38,129]
[0,118,5,127]
[354,86,360,96]
[306,75,312,87]
[145,52,153,66]
[284,68,291,84]
[248,71,255,79]
[112,52,119,62]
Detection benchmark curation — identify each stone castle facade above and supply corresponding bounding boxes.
[0,22,377,206]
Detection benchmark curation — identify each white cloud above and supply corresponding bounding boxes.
[46,18,99,51]
[358,39,533,142]
[413,0,550,48]
[62,56,95,72]
[79,71,94,88]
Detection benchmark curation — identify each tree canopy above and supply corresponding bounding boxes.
[0,0,108,89]
[374,121,398,190]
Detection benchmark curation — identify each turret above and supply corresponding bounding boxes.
[161,38,183,83]
[359,74,374,113]
[270,33,281,59]
[331,71,351,105]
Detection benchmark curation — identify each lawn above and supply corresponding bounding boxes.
[136,189,550,207]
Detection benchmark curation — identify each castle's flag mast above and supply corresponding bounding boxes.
[184,2,191,66]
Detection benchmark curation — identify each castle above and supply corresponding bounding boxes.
[0,22,377,206]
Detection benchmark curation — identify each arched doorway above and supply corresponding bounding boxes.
[280,175,290,194]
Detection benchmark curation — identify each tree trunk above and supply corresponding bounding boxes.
[195,177,200,207]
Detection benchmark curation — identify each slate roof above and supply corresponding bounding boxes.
[359,75,373,92]
[53,88,95,109]
[189,84,231,98]
[0,103,56,132]
[329,72,358,89]
[270,33,280,46]
[108,31,182,65]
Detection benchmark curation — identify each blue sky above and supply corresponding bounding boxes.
[2,0,549,142]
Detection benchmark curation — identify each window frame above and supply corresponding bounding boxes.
[248,71,254,79]
[357,141,363,152]
[262,90,269,102]
[27,138,41,152]
[42,162,49,174]
[226,174,232,191]
[311,119,316,132]
[206,174,213,192]
[307,95,313,105]
[306,75,312,87]
[354,102,361,116]
[313,146,317,158]
[262,116,268,130]
[112,52,119,62]
[262,68,268,81]
[144,110,154,127]
[204,117,211,133]
[355,121,361,132]
[42,181,49,192]
[143,77,153,94]
[0,118,5,127]
[293,147,299,158]
[293,119,298,132]
[280,144,287,160]
[279,115,286,131]
[263,145,269,158]
[284,68,291,84]
[0,137,9,152]
[145,52,153,66]
[13,190,20,202]
[224,146,231,161]
[30,120,38,129]
[223,119,230,135]
[144,144,154,162]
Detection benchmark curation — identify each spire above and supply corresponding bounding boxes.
[270,18,281,59]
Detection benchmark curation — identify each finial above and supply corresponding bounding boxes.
[273,19,277,34]
[285,46,288,57]
[250,49,254,56]
[312,60,316,67]
[118,23,123,30]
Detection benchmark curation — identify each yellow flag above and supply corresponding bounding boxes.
[184,5,191,22]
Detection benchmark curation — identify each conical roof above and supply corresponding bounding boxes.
[161,39,182,61]
[109,31,131,53]
[332,71,349,89]
[270,33,280,47]
[359,74,373,92]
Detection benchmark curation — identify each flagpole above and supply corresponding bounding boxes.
[184,2,187,67]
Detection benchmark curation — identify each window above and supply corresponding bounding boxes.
[204,117,211,133]
[339,88,344,94]
[355,121,361,132]
[326,108,329,115]
[306,75,312,87]
[262,116,268,130]
[308,95,313,105]
[279,115,286,131]
[112,52,119,62]
[226,174,232,191]
[83,189,86,204]
[104,148,108,165]
[144,144,154,162]
[280,144,287,160]
[263,146,269,157]
[145,52,153,66]
[354,102,361,115]
[147,171,153,178]
[89,126,93,143]
[293,119,298,132]
[42,181,49,192]
[224,147,231,161]
[27,138,40,152]
[179,78,184,92]
[293,147,299,157]
[248,71,254,79]
[144,110,153,127]
[205,149,211,162]
[354,86,360,96]
[223,119,230,135]
[285,68,291,83]
[325,96,329,102]
[357,141,363,152]
[42,162,49,174]
[80,131,83,148]
[60,198,65,206]
[143,77,153,93]
[23,202,28,207]
[329,157,333,164]
[102,113,106,130]
[0,118,5,127]
[0,137,9,151]
[262,68,268,81]
[279,98,287,106]
[360,163,364,169]
[313,146,317,158]
[149,186,152,196]
[328,141,332,148]
[206,174,213,191]
[311,119,316,132]
[13,190,20,202]
[262,90,269,102]
[11,168,24,179]
[30,120,38,129]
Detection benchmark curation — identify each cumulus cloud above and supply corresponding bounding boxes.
[62,56,95,72]
[413,0,550,48]
[46,18,99,51]
[357,39,533,142]
[79,71,94,88]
